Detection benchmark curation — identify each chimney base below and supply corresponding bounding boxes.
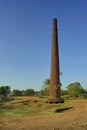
[46,97,64,104]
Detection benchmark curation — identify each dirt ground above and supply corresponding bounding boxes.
[0,99,87,130]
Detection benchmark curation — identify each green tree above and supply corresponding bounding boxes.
[66,82,84,97]
[24,89,35,96]
[85,89,87,94]
[40,79,50,96]
[42,79,50,90]
[40,78,62,96]
[0,86,11,95]
[5,86,11,94]
[12,89,22,96]
[61,89,68,96]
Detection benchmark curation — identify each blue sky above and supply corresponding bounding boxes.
[0,0,87,91]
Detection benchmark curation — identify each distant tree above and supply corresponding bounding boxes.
[5,86,11,94]
[0,86,11,95]
[61,89,68,96]
[66,82,85,97]
[35,91,40,96]
[12,89,22,96]
[84,89,87,96]
[24,89,35,96]
[85,89,87,94]
[0,86,6,95]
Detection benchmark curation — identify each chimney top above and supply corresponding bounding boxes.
[52,18,57,30]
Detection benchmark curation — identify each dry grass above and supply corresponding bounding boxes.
[0,97,87,130]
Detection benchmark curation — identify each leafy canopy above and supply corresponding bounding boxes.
[66,82,84,97]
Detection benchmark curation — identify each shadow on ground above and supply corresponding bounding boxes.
[55,107,73,113]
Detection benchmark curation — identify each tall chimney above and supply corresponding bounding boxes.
[47,18,64,103]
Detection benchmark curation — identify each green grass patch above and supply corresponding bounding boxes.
[0,96,85,117]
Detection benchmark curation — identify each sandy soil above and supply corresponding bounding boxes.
[0,99,87,130]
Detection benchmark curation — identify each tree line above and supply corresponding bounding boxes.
[0,79,87,97]
[40,79,87,97]
[0,86,35,96]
